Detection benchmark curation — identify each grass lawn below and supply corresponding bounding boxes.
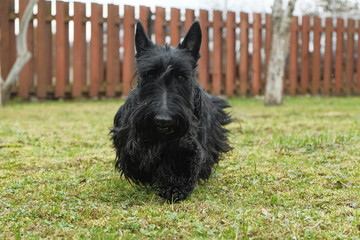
[0,97,360,239]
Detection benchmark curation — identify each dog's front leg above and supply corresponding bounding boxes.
[157,142,202,202]
[158,172,197,202]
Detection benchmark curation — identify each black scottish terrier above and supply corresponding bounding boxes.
[111,21,232,202]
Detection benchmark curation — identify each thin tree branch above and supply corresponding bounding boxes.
[281,0,297,32]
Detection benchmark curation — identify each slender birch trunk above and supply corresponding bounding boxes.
[264,0,297,106]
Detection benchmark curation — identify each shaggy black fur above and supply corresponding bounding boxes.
[110,21,232,202]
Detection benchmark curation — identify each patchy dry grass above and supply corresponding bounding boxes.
[0,97,360,239]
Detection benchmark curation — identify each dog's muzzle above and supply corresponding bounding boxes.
[153,113,178,135]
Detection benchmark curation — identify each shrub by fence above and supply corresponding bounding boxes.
[1,0,360,99]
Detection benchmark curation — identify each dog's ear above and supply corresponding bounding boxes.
[135,21,153,54]
[179,21,202,61]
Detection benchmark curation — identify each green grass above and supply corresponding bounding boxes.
[1,97,360,239]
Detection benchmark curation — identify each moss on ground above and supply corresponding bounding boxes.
[0,97,360,239]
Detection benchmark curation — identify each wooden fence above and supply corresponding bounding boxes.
[1,0,360,99]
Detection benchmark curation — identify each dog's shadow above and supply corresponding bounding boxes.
[92,176,216,205]
[91,176,167,206]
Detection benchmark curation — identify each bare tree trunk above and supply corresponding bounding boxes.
[264,0,297,106]
[0,0,37,106]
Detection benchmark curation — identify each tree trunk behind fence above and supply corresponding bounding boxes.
[264,0,296,105]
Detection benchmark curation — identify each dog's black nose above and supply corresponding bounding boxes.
[154,114,174,128]
[153,114,176,134]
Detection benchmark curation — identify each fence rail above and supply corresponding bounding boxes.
[1,0,360,99]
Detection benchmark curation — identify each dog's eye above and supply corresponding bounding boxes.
[176,74,186,81]
[145,71,156,79]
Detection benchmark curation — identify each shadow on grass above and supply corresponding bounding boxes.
[87,176,164,207]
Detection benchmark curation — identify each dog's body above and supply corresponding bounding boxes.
[111,21,232,201]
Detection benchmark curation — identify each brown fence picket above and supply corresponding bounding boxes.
[252,13,261,95]
[170,8,181,46]
[184,9,195,32]
[239,12,249,96]
[1,0,15,81]
[323,18,333,94]
[335,18,344,94]
[198,10,209,91]
[301,16,310,94]
[225,11,235,97]
[122,5,135,96]
[19,0,34,99]
[37,0,52,98]
[2,0,16,82]
[0,0,14,78]
[0,0,8,79]
[357,20,360,94]
[10,0,16,77]
[65,4,70,96]
[73,2,86,98]
[289,16,298,95]
[212,10,223,95]
[264,14,272,85]
[106,4,120,97]
[312,16,321,95]
[155,7,165,45]
[139,6,151,35]
[345,19,355,94]
[89,3,103,98]
[55,1,69,98]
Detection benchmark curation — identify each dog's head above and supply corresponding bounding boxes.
[131,21,202,141]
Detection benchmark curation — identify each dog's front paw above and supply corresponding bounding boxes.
[160,187,190,202]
